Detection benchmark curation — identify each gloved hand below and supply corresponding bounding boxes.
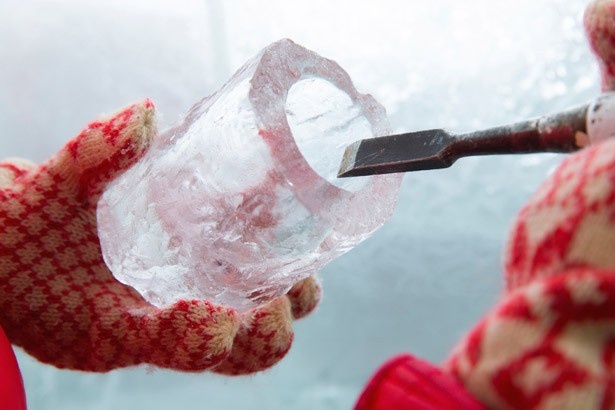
[0,100,320,374]
[356,1,615,409]
[445,1,615,408]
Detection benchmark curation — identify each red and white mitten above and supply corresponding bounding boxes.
[444,2,615,407]
[0,100,320,373]
[357,1,615,409]
[445,139,615,409]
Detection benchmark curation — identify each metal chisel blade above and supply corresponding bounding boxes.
[338,129,455,177]
[338,103,589,178]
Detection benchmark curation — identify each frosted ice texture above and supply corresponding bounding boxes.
[97,39,402,311]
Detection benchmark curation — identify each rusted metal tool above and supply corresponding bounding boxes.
[337,94,615,178]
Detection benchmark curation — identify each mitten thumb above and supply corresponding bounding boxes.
[46,100,155,203]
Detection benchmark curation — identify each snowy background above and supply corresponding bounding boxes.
[0,0,600,408]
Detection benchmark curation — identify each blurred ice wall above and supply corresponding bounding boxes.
[0,0,600,409]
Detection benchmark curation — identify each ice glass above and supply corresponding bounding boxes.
[97,39,402,311]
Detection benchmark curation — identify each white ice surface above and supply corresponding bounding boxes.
[0,0,599,409]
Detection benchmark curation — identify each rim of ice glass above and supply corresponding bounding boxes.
[248,39,402,228]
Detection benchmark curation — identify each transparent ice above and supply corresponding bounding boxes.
[0,0,599,409]
[97,39,402,311]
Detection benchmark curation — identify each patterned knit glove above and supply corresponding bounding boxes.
[446,140,615,409]
[0,100,320,373]
[444,1,615,408]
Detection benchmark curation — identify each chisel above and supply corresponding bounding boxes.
[338,93,615,177]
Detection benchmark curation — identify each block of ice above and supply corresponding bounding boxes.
[97,39,402,311]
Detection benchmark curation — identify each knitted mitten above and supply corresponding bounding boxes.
[446,140,615,409]
[357,136,615,409]
[443,1,615,407]
[0,100,320,373]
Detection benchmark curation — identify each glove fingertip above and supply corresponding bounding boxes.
[82,99,156,197]
[138,299,241,372]
[49,99,157,200]
[584,0,615,91]
[213,297,294,375]
[287,276,322,319]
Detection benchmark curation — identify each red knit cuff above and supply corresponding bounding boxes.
[355,354,486,410]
